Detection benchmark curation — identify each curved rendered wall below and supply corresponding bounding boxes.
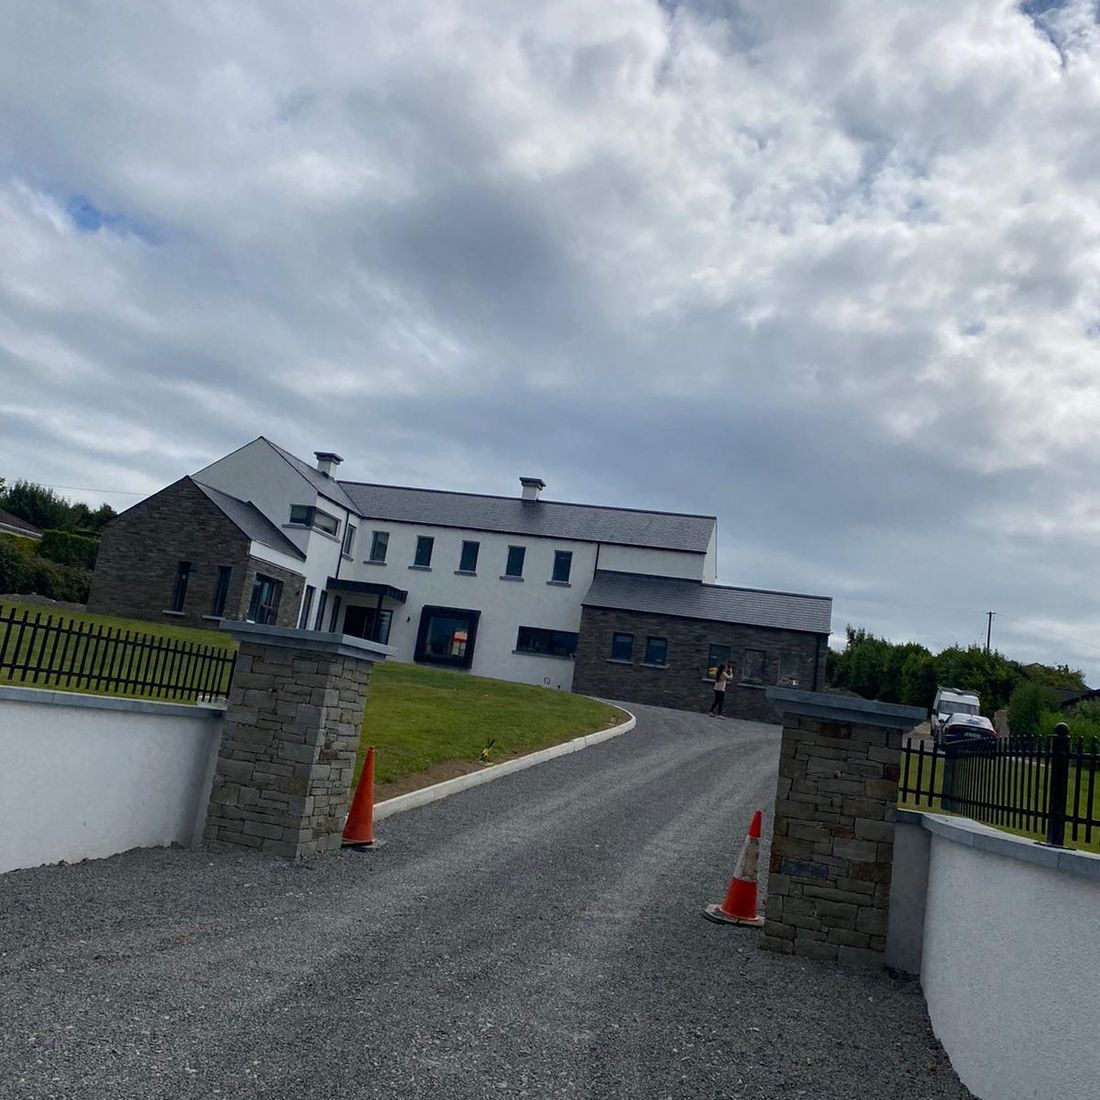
[920,817,1100,1100]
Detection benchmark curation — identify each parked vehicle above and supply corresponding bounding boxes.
[940,713,997,746]
[930,686,981,743]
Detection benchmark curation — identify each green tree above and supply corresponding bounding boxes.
[0,480,72,531]
[1007,681,1058,738]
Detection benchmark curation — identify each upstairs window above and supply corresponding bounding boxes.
[170,561,191,613]
[644,637,668,666]
[369,531,389,563]
[414,535,434,568]
[210,566,232,617]
[743,649,767,684]
[706,643,731,678]
[505,545,526,578]
[459,540,480,573]
[289,505,340,537]
[778,650,801,686]
[551,550,573,583]
[341,524,357,558]
[611,632,634,661]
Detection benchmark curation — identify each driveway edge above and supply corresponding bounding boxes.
[373,707,637,821]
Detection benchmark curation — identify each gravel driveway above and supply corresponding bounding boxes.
[0,704,971,1099]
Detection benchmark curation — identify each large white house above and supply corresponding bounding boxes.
[89,436,831,717]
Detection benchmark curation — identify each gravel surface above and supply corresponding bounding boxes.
[0,704,971,1099]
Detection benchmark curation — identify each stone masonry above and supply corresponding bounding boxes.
[204,622,389,859]
[761,687,925,966]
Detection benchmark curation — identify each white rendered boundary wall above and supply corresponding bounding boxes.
[887,809,1100,1100]
[0,686,224,875]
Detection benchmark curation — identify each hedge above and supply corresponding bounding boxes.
[38,528,98,570]
[0,534,91,603]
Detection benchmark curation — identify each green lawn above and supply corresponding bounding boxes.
[358,661,625,788]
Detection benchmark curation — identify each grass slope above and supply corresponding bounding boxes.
[359,662,624,787]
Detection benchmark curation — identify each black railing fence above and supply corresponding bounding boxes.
[900,724,1100,849]
[0,605,236,703]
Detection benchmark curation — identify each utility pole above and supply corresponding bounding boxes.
[985,611,995,653]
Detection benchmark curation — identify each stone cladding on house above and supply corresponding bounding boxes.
[571,605,827,721]
[761,689,925,966]
[204,625,385,859]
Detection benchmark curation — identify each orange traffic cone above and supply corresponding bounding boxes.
[342,746,382,849]
[702,810,764,926]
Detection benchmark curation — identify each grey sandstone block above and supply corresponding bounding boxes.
[827,928,871,949]
[243,820,287,840]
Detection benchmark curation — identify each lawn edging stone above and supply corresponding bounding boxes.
[372,706,636,821]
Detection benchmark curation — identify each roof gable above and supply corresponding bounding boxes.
[191,480,306,561]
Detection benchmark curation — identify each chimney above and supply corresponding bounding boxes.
[520,476,546,503]
[314,451,344,479]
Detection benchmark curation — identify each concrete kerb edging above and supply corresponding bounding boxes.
[372,706,637,822]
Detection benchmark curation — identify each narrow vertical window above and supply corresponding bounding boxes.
[170,561,191,612]
[298,585,315,629]
[210,566,232,617]
[328,595,342,632]
[369,531,389,562]
[505,545,526,578]
[459,540,480,572]
[414,535,434,568]
[551,550,572,583]
[314,590,328,632]
[342,524,357,558]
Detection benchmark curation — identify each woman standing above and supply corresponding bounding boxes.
[709,662,733,718]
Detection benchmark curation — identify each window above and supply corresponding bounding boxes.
[170,561,191,613]
[551,550,572,583]
[289,505,340,537]
[298,585,316,629]
[743,649,767,683]
[247,574,282,625]
[644,637,668,666]
[314,590,328,632]
[505,545,526,578]
[415,606,480,668]
[778,651,801,687]
[459,540,480,573]
[515,626,578,658]
[210,566,232,617]
[341,524,357,558]
[611,632,634,661]
[706,644,731,678]
[414,535,434,568]
[328,595,342,632]
[369,531,389,562]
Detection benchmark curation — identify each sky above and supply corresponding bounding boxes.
[3,1,1100,678]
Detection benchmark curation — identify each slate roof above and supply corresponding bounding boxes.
[264,439,359,513]
[192,480,306,561]
[338,483,716,553]
[582,571,832,635]
[0,509,42,538]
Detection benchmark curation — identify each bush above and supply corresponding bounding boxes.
[0,533,89,602]
[0,537,34,593]
[1037,709,1100,746]
[1007,681,1059,738]
[38,529,98,570]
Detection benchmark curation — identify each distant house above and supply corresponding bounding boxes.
[0,509,42,541]
[88,437,833,720]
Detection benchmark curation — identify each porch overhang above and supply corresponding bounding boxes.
[326,578,408,604]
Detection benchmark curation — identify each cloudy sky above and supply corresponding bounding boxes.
[3,0,1100,676]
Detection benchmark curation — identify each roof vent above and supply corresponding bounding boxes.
[520,476,546,503]
[314,451,344,479]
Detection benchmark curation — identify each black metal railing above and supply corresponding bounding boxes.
[899,724,1100,849]
[0,605,236,703]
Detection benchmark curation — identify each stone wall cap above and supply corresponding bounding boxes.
[765,686,925,729]
[0,684,227,718]
[219,620,393,662]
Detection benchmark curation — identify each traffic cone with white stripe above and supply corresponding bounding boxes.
[702,810,765,927]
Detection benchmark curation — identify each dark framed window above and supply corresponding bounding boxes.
[298,585,316,629]
[247,574,282,625]
[707,644,731,677]
[415,606,480,669]
[778,651,801,686]
[369,531,389,562]
[328,595,342,632]
[341,524,357,557]
[459,540,479,573]
[170,561,191,612]
[314,590,328,632]
[210,566,232,617]
[515,626,578,658]
[289,505,339,537]
[551,550,572,583]
[743,649,767,683]
[644,637,668,666]
[414,535,434,568]
[611,632,634,661]
[505,545,526,578]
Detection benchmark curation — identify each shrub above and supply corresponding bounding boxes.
[38,529,98,570]
[0,538,34,593]
[0,533,89,602]
[1007,681,1059,738]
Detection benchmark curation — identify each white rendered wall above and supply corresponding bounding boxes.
[0,688,224,875]
[596,543,705,580]
[919,819,1100,1100]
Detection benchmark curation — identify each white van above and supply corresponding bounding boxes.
[930,686,981,742]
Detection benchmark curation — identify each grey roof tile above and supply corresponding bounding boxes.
[582,571,832,634]
[338,483,715,552]
[192,480,306,561]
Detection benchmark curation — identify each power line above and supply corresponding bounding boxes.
[3,481,145,496]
